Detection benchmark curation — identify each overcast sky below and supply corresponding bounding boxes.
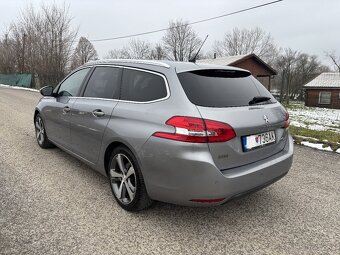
[1,0,339,67]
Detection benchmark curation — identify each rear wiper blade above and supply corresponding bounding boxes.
[249,96,271,105]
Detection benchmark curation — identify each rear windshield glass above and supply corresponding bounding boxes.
[177,69,276,107]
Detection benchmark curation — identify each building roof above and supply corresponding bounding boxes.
[304,73,340,88]
[197,53,277,75]
[83,59,249,73]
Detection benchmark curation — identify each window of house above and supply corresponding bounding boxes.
[318,92,331,105]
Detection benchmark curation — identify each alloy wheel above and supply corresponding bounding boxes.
[35,116,45,145]
[109,153,137,204]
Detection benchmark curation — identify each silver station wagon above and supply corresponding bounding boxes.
[34,59,293,211]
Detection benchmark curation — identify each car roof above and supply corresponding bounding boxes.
[82,59,250,74]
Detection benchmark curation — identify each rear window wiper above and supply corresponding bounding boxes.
[249,96,271,105]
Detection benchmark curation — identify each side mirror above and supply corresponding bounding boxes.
[40,86,54,97]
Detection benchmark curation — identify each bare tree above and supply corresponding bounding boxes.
[70,37,97,69]
[104,49,124,59]
[104,39,152,60]
[104,49,127,59]
[0,32,18,73]
[0,3,77,87]
[126,39,152,59]
[292,54,329,99]
[273,49,330,103]
[213,27,278,64]
[162,19,202,61]
[196,50,214,60]
[326,50,340,72]
[276,48,298,104]
[150,44,166,60]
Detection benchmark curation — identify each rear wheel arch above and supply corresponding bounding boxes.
[104,141,141,175]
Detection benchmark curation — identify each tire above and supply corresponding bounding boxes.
[34,113,54,149]
[108,146,153,211]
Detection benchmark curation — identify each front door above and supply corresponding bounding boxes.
[43,68,91,149]
[70,66,122,163]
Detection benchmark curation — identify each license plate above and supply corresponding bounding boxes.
[242,131,276,151]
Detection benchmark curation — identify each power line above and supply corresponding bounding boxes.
[90,0,283,42]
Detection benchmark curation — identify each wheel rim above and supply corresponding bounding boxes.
[109,153,137,204]
[35,116,45,145]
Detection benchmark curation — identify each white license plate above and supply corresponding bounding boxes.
[242,131,276,151]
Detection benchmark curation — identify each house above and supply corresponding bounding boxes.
[304,73,340,109]
[198,53,277,90]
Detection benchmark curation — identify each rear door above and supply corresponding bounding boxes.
[43,68,91,149]
[177,69,288,170]
[109,67,170,152]
[70,66,122,163]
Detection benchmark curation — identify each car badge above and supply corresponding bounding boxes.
[263,115,269,124]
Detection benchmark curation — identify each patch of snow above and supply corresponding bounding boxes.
[301,141,334,152]
[0,84,39,93]
[288,103,340,133]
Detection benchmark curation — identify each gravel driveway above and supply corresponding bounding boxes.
[0,87,339,255]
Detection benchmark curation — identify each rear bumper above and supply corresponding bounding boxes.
[139,135,293,206]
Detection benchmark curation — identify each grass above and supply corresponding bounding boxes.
[281,101,340,152]
[289,125,340,151]
[283,101,305,110]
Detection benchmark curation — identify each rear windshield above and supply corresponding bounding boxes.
[177,69,276,107]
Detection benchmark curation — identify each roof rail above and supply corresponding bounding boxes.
[85,59,170,68]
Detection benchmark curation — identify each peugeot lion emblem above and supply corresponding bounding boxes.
[263,115,269,124]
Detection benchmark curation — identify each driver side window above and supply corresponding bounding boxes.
[58,68,90,97]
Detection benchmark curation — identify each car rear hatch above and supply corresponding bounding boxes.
[177,68,289,170]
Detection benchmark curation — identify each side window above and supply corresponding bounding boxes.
[121,69,167,102]
[58,68,90,97]
[83,67,121,99]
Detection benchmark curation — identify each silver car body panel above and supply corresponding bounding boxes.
[196,103,288,170]
[140,135,293,205]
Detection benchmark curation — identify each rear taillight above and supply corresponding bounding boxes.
[285,111,290,128]
[152,116,236,143]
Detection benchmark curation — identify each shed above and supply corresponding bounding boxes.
[198,53,277,90]
[303,73,340,109]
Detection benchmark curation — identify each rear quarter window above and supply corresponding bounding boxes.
[177,69,276,107]
[121,68,168,102]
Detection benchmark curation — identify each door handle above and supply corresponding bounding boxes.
[92,109,105,117]
[63,106,71,113]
